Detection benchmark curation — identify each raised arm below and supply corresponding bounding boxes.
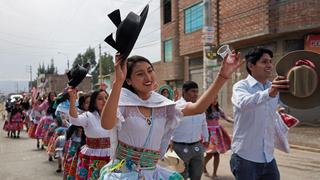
[68,88,78,118]
[182,51,245,116]
[101,54,127,130]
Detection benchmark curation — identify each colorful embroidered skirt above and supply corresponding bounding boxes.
[75,153,110,180]
[27,123,38,139]
[206,125,231,153]
[66,150,80,180]
[64,141,81,176]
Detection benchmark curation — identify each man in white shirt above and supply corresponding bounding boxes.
[172,81,209,180]
[231,47,289,180]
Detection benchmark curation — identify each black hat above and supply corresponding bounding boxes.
[67,63,90,88]
[104,5,149,61]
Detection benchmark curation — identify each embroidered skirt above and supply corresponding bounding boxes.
[206,125,231,153]
[76,153,110,180]
[27,123,38,139]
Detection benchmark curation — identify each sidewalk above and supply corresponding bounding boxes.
[220,121,320,152]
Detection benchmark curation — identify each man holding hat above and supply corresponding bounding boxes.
[230,47,289,180]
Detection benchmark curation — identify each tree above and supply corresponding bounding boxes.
[37,59,58,76]
[37,62,46,76]
[72,47,97,70]
[91,53,114,85]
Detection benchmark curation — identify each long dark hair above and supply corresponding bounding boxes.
[206,102,220,115]
[122,55,154,94]
[66,125,86,146]
[88,89,106,113]
[78,93,91,111]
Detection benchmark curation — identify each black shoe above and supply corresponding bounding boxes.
[17,135,20,138]
[56,169,62,173]
[41,145,44,150]
[37,143,40,149]
[48,156,53,161]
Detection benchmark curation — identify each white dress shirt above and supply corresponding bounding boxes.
[171,98,209,143]
[231,75,279,163]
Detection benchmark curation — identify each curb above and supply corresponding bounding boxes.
[290,144,320,153]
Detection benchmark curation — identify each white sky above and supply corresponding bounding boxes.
[0,0,160,81]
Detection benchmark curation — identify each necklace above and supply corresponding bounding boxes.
[146,116,152,126]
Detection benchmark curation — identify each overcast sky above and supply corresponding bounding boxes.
[0,0,160,81]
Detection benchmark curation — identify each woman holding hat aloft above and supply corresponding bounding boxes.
[68,89,111,180]
[99,52,243,180]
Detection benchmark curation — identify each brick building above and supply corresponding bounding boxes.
[37,74,92,95]
[158,0,320,123]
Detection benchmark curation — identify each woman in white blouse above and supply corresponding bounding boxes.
[99,52,244,180]
[68,89,110,180]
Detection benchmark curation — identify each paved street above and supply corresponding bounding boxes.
[0,120,319,180]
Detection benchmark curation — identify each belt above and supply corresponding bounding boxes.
[86,137,110,149]
[116,141,160,169]
[173,140,200,146]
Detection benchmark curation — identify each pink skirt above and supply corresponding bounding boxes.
[206,125,231,153]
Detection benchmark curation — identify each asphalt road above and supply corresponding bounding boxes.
[0,120,319,180]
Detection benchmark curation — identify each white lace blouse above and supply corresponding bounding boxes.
[112,88,183,158]
[69,111,111,157]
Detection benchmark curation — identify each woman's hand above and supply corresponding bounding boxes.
[219,50,245,78]
[67,87,77,104]
[114,53,127,84]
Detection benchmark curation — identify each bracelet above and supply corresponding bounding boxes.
[218,73,230,80]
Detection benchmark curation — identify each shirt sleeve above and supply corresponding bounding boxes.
[159,105,181,158]
[232,81,274,111]
[115,107,126,130]
[202,115,209,142]
[69,112,89,128]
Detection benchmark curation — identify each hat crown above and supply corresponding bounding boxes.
[288,65,318,98]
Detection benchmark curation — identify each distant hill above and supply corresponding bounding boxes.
[0,81,29,95]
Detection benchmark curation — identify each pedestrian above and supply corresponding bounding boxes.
[171,80,209,180]
[68,89,111,180]
[230,47,289,180]
[54,132,66,173]
[158,84,174,100]
[99,51,243,180]
[63,93,89,180]
[203,95,233,179]
[6,99,25,138]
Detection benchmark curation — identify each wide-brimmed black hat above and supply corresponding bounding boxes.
[104,5,149,61]
[67,63,90,88]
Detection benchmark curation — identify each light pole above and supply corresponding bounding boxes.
[57,52,70,70]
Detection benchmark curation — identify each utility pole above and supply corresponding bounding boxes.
[26,65,32,92]
[202,0,217,90]
[99,44,103,84]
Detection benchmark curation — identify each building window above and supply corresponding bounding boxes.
[284,39,304,53]
[164,39,173,62]
[184,2,203,33]
[163,0,171,24]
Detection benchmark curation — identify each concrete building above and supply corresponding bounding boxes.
[158,0,320,123]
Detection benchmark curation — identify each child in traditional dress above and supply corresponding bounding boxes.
[68,90,111,180]
[203,96,233,178]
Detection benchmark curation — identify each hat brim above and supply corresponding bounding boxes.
[120,5,149,60]
[68,71,87,87]
[275,50,320,109]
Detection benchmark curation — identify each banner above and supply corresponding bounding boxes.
[305,34,320,53]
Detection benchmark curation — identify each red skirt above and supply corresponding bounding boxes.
[76,153,110,180]
[28,123,38,139]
